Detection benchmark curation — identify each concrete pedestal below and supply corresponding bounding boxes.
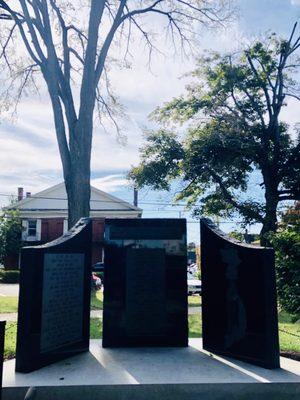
[3,339,300,400]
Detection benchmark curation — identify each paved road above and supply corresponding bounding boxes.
[0,284,19,297]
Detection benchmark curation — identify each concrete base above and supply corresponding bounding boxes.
[3,339,300,400]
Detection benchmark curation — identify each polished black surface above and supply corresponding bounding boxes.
[200,218,280,369]
[0,321,5,400]
[15,218,92,373]
[103,219,188,347]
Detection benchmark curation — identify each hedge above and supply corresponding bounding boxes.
[0,269,20,283]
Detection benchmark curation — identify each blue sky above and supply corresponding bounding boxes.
[0,0,299,243]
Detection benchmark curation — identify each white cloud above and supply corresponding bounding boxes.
[91,175,129,192]
[291,0,300,5]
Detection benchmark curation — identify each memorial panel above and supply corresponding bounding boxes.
[16,218,92,373]
[40,253,85,353]
[0,321,5,400]
[200,218,280,369]
[102,218,188,347]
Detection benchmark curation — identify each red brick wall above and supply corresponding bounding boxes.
[41,219,64,242]
[39,218,105,265]
[40,218,106,243]
[92,218,105,242]
[92,219,105,265]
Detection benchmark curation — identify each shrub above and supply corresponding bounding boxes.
[271,229,300,316]
[0,269,20,283]
[0,208,22,265]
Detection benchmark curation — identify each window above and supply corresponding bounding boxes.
[28,220,37,237]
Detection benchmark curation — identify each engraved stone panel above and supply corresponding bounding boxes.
[40,253,85,353]
[200,218,280,369]
[16,218,92,373]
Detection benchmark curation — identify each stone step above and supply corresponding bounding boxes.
[2,339,300,400]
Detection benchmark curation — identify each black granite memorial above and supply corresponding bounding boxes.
[200,218,280,369]
[16,218,92,373]
[0,321,5,400]
[102,218,188,347]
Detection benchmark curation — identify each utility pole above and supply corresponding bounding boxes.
[133,188,138,207]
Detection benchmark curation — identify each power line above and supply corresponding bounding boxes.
[0,192,293,211]
[0,192,187,206]
[0,192,204,207]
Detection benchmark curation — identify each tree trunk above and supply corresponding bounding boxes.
[65,161,91,229]
[260,192,278,247]
[65,119,93,229]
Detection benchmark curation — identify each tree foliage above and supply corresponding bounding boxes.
[270,202,300,315]
[130,26,300,244]
[0,208,22,265]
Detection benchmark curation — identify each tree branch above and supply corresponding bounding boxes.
[0,0,42,65]
[207,167,264,222]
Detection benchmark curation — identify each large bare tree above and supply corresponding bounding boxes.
[0,0,231,227]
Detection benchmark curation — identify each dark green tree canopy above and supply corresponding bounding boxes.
[130,26,300,244]
[0,208,22,265]
[270,202,300,315]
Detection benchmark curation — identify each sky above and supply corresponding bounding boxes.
[0,0,299,244]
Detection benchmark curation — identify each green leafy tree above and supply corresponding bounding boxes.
[130,26,300,245]
[270,202,300,315]
[228,230,244,242]
[0,208,22,266]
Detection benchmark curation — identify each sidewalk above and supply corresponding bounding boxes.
[0,284,19,297]
[0,307,202,322]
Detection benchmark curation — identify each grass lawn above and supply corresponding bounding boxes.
[90,290,103,310]
[90,292,200,310]
[90,318,103,338]
[188,295,201,307]
[278,311,300,353]
[89,316,203,339]
[3,322,17,360]
[3,312,299,361]
[188,314,202,338]
[0,290,103,313]
[0,297,18,313]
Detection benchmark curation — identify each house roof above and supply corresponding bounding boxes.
[5,182,142,215]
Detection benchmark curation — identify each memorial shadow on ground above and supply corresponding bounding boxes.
[90,342,262,384]
[210,352,300,383]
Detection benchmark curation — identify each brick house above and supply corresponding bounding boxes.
[4,182,142,268]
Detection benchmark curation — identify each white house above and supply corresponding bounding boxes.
[4,182,142,267]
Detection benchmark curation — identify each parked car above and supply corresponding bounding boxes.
[91,273,102,290]
[188,263,198,275]
[187,271,201,295]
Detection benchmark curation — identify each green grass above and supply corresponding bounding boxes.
[188,314,202,337]
[0,288,103,313]
[3,322,17,360]
[91,292,199,309]
[3,312,300,361]
[0,290,103,313]
[89,316,203,339]
[90,290,103,310]
[0,297,18,313]
[188,295,201,307]
[278,311,300,353]
[90,318,103,338]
